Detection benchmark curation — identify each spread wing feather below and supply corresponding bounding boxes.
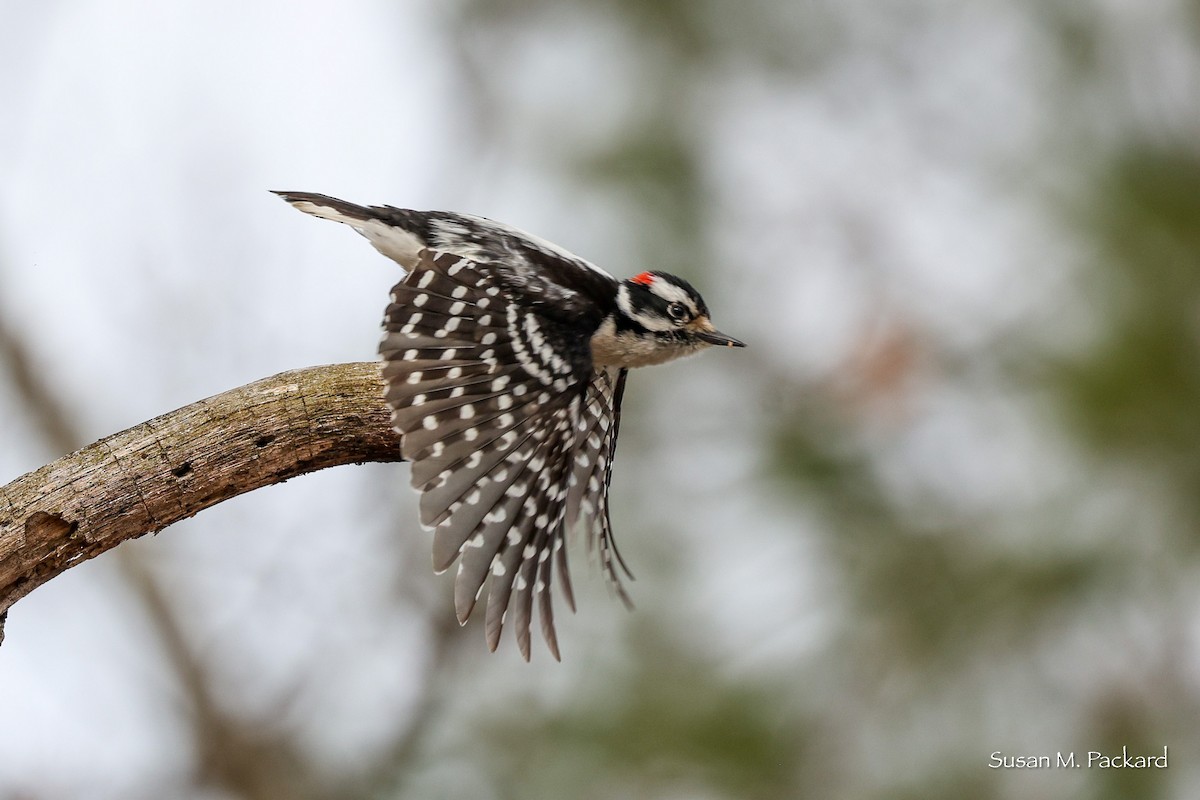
[380,249,628,659]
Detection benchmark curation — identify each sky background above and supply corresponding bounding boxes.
[3,1,1200,798]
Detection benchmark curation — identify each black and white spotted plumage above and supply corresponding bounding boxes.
[274,191,743,660]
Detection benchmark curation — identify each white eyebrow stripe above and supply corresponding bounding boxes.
[649,279,699,313]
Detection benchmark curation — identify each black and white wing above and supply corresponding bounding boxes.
[381,249,628,660]
[566,367,633,608]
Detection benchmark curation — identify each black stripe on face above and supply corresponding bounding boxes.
[622,272,710,327]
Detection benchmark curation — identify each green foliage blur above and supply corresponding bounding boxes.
[411,1,1200,798]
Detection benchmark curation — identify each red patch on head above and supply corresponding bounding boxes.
[631,272,656,286]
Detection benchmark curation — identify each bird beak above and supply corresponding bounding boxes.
[696,326,739,347]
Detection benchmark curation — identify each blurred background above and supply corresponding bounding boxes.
[2,0,1199,797]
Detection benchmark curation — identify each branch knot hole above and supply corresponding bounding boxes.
[25,511,78,541]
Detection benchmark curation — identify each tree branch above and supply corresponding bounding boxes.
[0,362,403,638]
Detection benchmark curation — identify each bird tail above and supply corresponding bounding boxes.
[272,190,425,270]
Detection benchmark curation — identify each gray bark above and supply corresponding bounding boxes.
[0,362,403,643]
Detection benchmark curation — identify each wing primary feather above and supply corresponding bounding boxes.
[447,407,571,616]
[536,539,562,661]
[484,526,531,651]
[554,533,576,614]
[511,529,544,662]
[601,369,634,579]
[443,441,539,590]
[428,405,569,568]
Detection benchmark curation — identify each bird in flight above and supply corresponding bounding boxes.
[275,191,744,660]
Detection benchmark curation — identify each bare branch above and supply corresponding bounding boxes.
[0,362,403,629]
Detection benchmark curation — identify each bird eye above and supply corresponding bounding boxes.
[667,302,689,322]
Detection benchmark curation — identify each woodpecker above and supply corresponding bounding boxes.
[274,191,745,660]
